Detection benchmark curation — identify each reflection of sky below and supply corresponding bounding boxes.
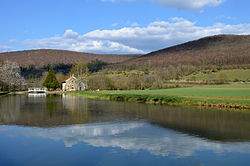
[2,122,250,158]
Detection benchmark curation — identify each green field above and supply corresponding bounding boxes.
[70,83,250,110]
[184,69,250,81]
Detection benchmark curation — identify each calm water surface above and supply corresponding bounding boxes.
[1,94,250,166]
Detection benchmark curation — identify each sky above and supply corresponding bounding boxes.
[0,0,250,54]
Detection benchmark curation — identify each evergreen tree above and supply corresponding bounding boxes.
[43,66,60,90]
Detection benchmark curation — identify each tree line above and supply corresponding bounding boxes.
[1,57,241,92]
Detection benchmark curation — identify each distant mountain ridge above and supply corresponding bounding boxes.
[120,34,250,67]
[0,49,140,67]
[1,34,250,68]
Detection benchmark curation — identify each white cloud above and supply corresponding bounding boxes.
[84,18,250,52]
[130,22,139,27]
[17,29,145,54]
[63,29,79,38]
[111,23,118,27]
[216,15,235,20]
[14,18,250,54]
[0,45,11,52]
[153,0,226,11]
[101,0,226,11]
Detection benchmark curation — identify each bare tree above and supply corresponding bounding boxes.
[0,61,26,91]
[70,61,89,86]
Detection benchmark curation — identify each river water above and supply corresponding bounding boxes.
[0,94,250,166]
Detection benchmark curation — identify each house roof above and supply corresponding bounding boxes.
[62,75,77,83]
[61,75,87,85]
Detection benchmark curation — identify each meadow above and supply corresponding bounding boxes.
[70,83,250,110]
[184,69,250,82]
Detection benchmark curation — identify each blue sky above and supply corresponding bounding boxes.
[0,0,250,54]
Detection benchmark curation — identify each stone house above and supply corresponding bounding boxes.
[62,76,87,91]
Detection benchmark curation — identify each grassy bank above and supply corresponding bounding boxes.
[69,83,250,110]
[0,91,9,96]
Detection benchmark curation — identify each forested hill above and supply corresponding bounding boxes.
[120,35,250,68]
[1,35,250,69]
[0,49,141,67]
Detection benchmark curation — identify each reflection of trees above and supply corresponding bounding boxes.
[0,95,88,126]
[146,106,250,141]
[1,94,250,142]
[46,95,59,117]
[93,102,250,141]
[0,95,23,123]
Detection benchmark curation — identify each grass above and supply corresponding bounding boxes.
[69,83,250,110]
[184,69,250,81]
[0,91,8,96]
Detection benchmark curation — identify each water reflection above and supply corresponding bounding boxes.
[2,122,250,158]
[1,94,250,142]
[28,93,46,97]
[1,95,250,165]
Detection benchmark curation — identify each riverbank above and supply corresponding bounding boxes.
[6,91,64,95]
[0,91,9,96]
[69,84,250,111]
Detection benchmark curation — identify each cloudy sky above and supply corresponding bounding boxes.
[0,0,249,53]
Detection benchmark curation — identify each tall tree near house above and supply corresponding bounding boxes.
[70,61,89,77]
[70,61,89,83]
[43,66,60,90]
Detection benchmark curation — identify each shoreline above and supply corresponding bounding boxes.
[5,91,64,95]
[3,89,249,111]
[68,91,250,111]
[0,92,9,96]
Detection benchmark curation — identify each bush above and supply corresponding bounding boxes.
[88,74,115,90]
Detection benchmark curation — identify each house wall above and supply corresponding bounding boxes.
[62,76,87,91]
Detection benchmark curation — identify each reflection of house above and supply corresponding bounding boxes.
[62,94,88,112]
[62,76,87,91]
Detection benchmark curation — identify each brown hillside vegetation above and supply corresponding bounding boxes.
[1,35,250,69]
[0,49,140,67]
[120,35,250,68]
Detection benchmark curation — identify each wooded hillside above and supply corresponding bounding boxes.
[119,35,250,68]
[0,49,140,67]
